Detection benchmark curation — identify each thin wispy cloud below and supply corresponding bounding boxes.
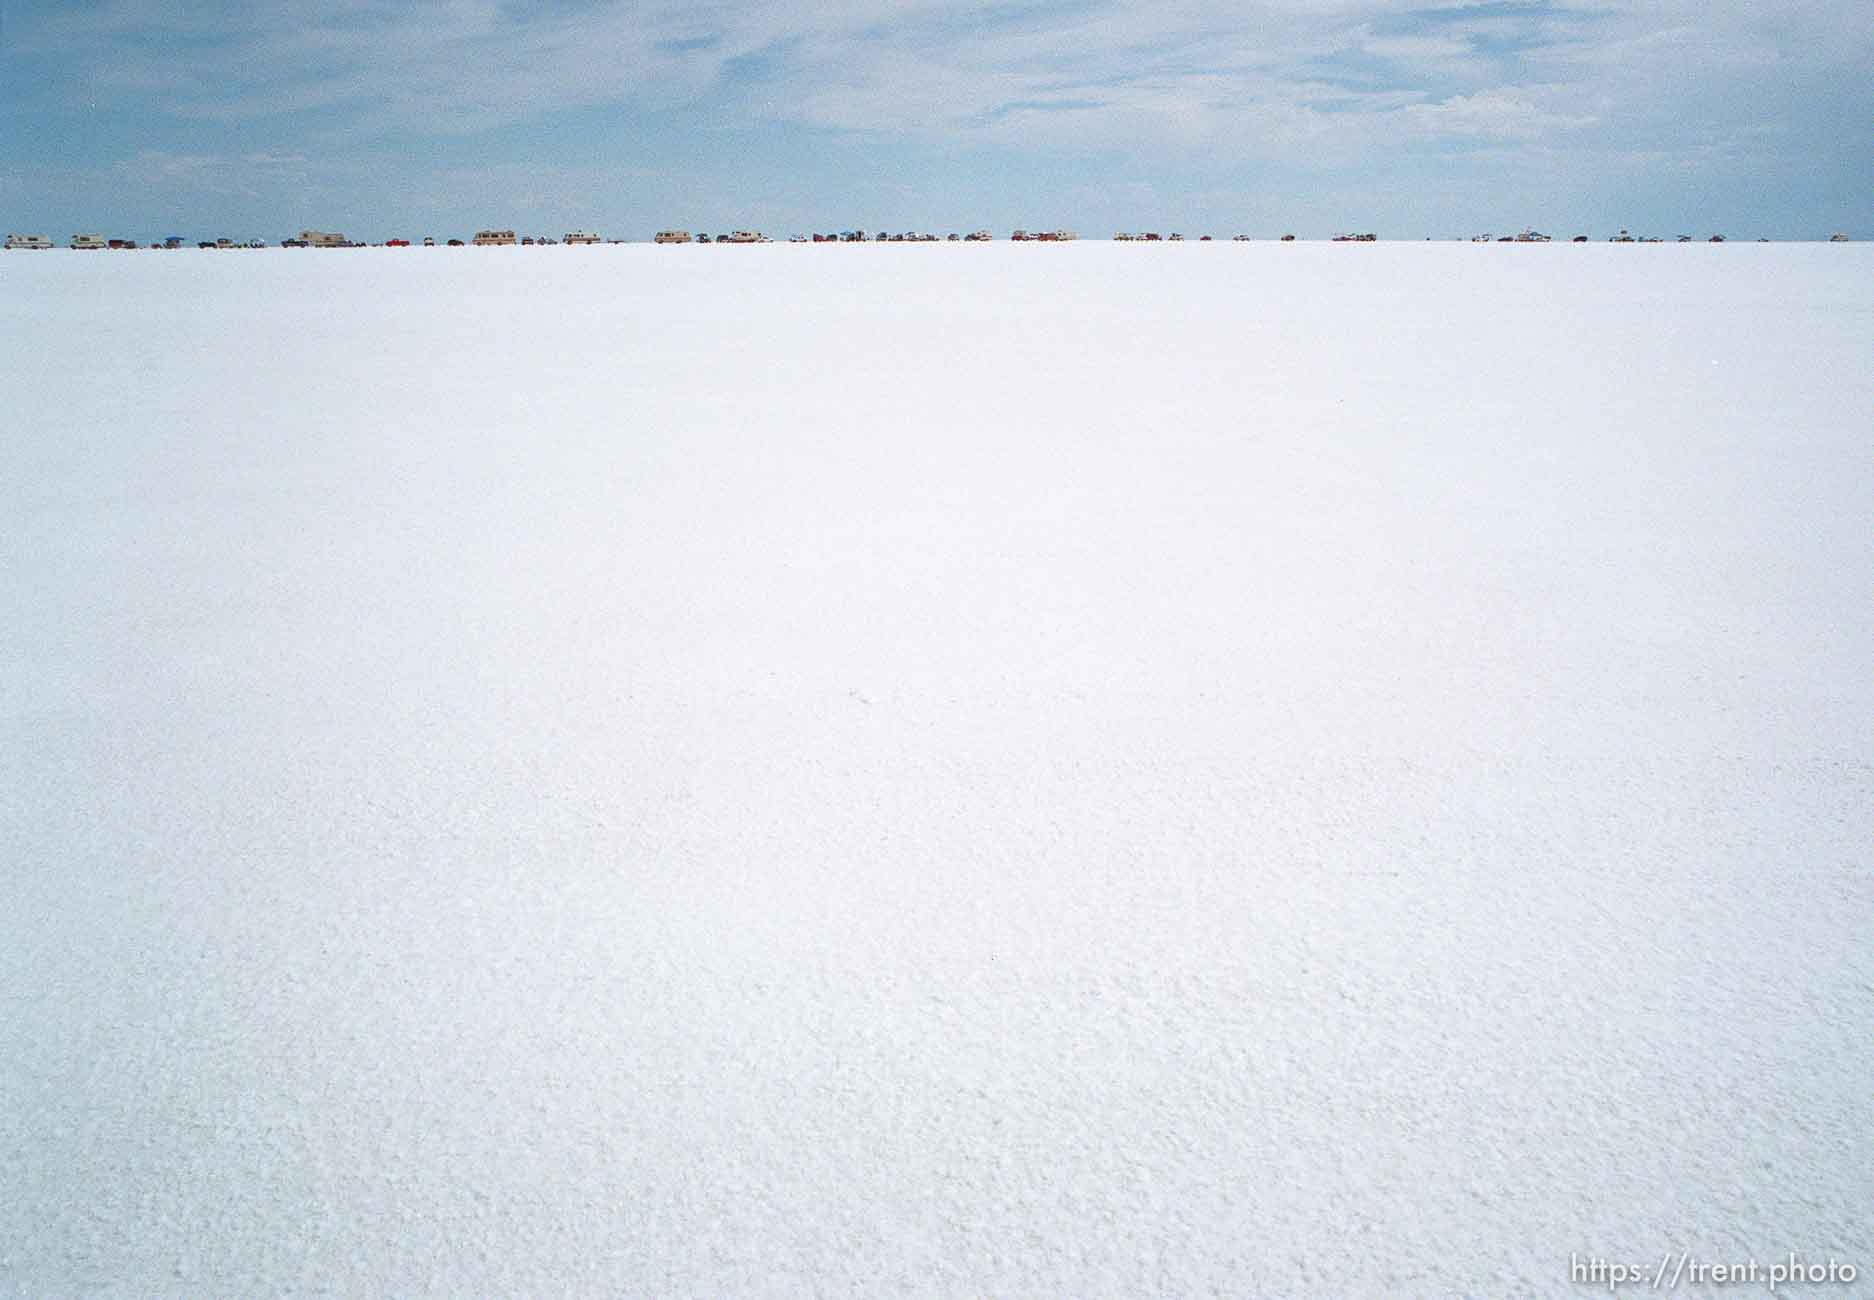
[3,0,1869,235]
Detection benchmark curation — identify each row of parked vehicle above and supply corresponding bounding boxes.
[9,229,1855,252]
[3,234,272,250]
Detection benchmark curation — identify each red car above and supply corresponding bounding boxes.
[386,238,410,247]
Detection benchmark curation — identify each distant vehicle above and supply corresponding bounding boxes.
[1232,234,1250,241]
[656,230,692,243]
[947,233,960,241]
[281,238,309,248]
[1829,232,1849,242]
[472,229,517,246]
[697,233,712,243]
[446,238,465,246]
[1279,233,1295,241]
[1611,230,1636,243]
[422,236,436,246]
[107,238,138,249]
[1572,235,1589,242]
[247,239,266,248]
[1168,233,1184,241]
[6,233,54,250]
[301,230,348,247]
[1708,234,1725,243]
[965,230,992,241]
[564,231,602,245]
[71,234,108,250]
[1332,233,1377,242]
[199,241,218,249]
[386,239,410,247]
[721,230,764,243]
[1515,230,1550,242]
[1677,234,1693,243]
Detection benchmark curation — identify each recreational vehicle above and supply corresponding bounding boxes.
[5,234,53,250]
[655,230,693,243]
[71,234,108,250]
[301,230,348,248]
[564,231,602,245]
[472,229,518,246]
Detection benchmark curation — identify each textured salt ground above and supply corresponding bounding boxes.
[2,243,1871,1295]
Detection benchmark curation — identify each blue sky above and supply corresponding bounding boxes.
[2,0,1868,240]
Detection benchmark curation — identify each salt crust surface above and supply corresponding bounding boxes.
[3,243,1871,1295]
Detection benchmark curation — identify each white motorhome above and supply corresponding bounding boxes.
[472,229,517,246]
[5,234,53,250]
[721,230,765,243]
[655,230,693,244]
[71,233,108,250]
[300,230,348,248]
[563,231,602,245]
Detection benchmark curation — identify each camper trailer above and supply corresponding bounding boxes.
[472,229,518,246]
[300,230,348,248]
[563,231,602,245]
[655,230,693,244]
[5,234,53,250]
